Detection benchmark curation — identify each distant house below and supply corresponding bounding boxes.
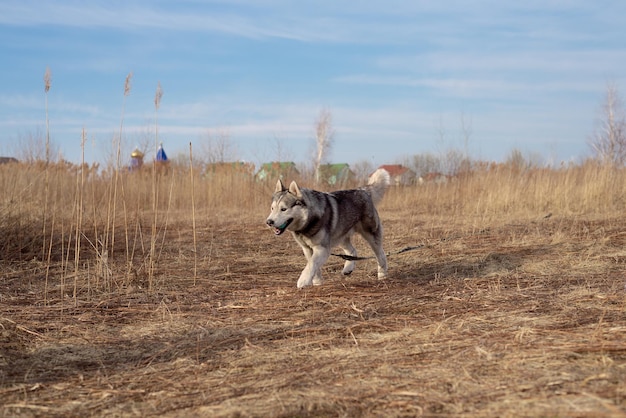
[256,162,299,181]
[317,163,354,186]
[0,157,18,165]
[205,161,255,178]
[375,164,417,186]
[418,172,450,185]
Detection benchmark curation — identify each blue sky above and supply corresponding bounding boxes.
[1,1,625,168]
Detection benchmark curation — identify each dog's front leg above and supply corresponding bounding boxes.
[296,264,313,288]
[297,246,329,288]
[295,238,315,288]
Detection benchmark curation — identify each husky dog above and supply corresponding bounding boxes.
[266,169,390,288]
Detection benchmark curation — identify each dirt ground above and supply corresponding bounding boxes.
[1,205,626,417]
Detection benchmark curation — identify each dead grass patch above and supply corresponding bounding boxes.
[1,165,626,416]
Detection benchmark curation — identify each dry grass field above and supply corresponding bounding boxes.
[1,161,625,417]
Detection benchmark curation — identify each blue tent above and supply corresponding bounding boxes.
[156,143,168,162]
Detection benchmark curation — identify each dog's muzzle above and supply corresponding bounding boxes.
[266,218,292,235]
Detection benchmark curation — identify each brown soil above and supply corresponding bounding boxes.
[1,207,625,417]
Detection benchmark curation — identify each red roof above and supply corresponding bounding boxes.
[378,164,409,177]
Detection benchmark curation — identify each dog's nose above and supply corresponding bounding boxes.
[266,219,274,226]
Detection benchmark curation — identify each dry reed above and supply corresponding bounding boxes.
[42,67,51,263]
[189,142,198,284]
[149,81,163,289]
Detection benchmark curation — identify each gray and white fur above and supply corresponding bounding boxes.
[266,169,390,288]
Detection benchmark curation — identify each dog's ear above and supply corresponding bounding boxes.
[275,179,287,193]
[288,181,303,198]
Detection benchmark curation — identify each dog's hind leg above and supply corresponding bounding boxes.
[338,237,357,275]
[362,230,388,279]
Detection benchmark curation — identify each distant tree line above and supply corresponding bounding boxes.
[6,83,626,176]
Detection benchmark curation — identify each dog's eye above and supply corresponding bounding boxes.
[280,207,287,212]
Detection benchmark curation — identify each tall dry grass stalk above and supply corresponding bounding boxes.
[43,203,55,306]
[42,67,51,261]
[108,72,133,261]
[42,67,53,304]
[120,73,133,267]
[72,129,86,306]
[189,142,198,285]
[44,67,51,162]
[149,82,163,289]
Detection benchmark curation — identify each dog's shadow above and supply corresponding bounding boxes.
[338,243,557,287]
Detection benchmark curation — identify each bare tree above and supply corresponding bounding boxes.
[201,128,236,164]
[270,131,293,162]
[44,67,52,164]
[14,129,59,163]
[410,152,442,177]
[505,148,528,172]
[589,82,626,166]
[352,159,375,183]
[132,123,155,159]
[460,112,472,159]
[442,148,467,176]
[313,108,335,184]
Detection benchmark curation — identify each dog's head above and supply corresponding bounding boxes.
[266,179,306,235]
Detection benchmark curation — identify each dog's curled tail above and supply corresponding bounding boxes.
[367,168,391,205]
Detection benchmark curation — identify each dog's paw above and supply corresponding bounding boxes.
[342,261,355,275]
[312,273,324,286]
[297,277,313,288]
[377,263,388,280]
[297,269,313,288]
